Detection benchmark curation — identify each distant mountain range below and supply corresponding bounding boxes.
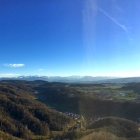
[1,75,140,83]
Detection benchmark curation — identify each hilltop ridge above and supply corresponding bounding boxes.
[1,75,140,83]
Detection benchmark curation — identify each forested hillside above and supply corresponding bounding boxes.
[1,80,140,139]
[0,80,73,139]
[33,82,140,121]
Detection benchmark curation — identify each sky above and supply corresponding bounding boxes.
[0,0,140,77]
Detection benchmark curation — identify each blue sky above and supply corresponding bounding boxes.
[0,0,140,77]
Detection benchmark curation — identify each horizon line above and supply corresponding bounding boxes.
[0,75,140,78]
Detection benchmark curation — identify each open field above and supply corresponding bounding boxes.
[69,83,140,101]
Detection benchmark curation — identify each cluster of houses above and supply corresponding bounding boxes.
[63,112,81,119]
[61,111,102,130]
[61,112,85,130]
[119,93,126,96]
[77,86,128,99]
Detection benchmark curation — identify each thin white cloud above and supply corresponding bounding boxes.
[38,69,43,71]
[98,7,128,32]
[115,6,124,12]
[0,73,21,77]
[4,63,25,67]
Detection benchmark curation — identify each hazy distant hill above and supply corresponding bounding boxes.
[1,75,140,83]
[0,75,120,83]
[99,77,140,83]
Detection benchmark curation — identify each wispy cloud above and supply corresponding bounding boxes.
[38,69,43,71]
[98,7,128,32]
[4,63,25,67]
[115,6,124,12]
[0,73,21,77]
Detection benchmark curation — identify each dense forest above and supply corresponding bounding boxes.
[0,80,73,139]
[34,82,140,121]
[1,80,140,139]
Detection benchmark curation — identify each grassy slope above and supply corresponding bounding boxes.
[80,130,126,140]
[0,130,22,140]
[55,117,140,140]
[80,130,140,140]
[87,117,140,138]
